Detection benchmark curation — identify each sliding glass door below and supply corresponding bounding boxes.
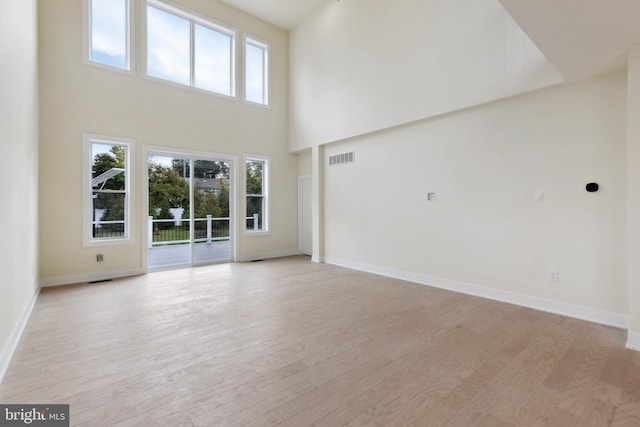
[147,152,232,270]
[192,159,231,264]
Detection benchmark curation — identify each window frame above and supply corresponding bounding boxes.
[243,34,270,107]
[83,134,135,247]
[83,0,135,74]
[243,154,270,235]
[144,0,237,98]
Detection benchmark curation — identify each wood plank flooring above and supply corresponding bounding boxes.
[1,256,639,426]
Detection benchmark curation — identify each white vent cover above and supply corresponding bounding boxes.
[329,151,355,166]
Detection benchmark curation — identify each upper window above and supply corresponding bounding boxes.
[83,134,134,246]
[87,0,131,70]
[146,0,235,97]
[244,36,269,106]
[245,156,269,233]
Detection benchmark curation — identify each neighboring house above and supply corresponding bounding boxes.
[191,177,222,194]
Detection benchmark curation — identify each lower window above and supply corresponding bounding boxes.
[83,134,133,245]
[245,156,269,233]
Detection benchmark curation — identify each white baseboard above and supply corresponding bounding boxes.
[237,249,302,263]
[324,257,629,330]
[39,268,145,288]
[0,287,40,383]
[626,332,640,351]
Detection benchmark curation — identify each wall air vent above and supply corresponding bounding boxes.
[328,151,355,166]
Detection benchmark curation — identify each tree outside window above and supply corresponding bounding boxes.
[246,158,267,232]
[91,143,128,239]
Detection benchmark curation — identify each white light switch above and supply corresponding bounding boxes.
[535,191,544,202]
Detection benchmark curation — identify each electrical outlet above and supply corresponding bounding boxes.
[427,192,437,202]
[97,253,104,262]
[548,271,559,282]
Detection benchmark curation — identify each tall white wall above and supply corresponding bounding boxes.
[38,0,298,282]
[324,71,628,319]
[297,149,312,176]
[628,45,640,345]
[0,0,39,373]
[289,0,563,151]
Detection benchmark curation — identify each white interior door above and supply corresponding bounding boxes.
[299,175,312,256]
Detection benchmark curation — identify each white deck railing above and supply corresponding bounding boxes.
[148,216,230,248]
[148,214,260,247]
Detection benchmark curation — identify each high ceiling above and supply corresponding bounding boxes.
[219,0,329,30]
[498,0,640,81]
[221,0,640,82]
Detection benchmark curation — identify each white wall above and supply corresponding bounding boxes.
[628,45,640,343]
[297,149,312,176]
[324,71,628,319]
[289,0,563,151]
[0,0,39,373]
[38,0,298,283]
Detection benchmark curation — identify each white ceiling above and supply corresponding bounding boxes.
[498,0,640,81]
[219,0,330,30]
[221,0,640,82]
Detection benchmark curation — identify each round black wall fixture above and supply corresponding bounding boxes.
[586,183,599,192]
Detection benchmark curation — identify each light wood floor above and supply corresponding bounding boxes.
[1,256,640,426]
